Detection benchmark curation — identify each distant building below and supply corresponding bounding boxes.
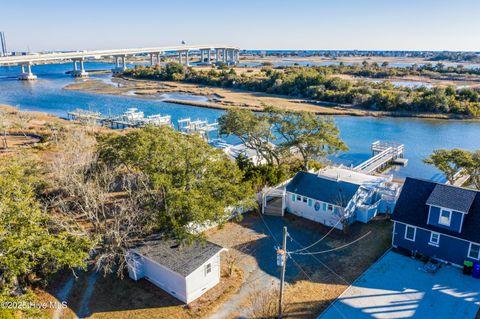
[279,167,399,229]
[127,235,226,303]
[392,177,480,267]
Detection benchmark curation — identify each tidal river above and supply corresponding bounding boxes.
[1,62,480,182]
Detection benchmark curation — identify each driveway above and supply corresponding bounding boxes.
[207,212,392,318]
[319,251,480,319]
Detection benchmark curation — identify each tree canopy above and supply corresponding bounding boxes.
[97,126,256,240]
[265,106,348,169]
[0,157,92,296]
[424,149,479,188]
[219,107,347,171]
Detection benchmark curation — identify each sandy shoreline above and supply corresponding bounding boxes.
[63,76,478,121]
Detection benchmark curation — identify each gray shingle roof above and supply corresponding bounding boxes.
[132,235,224,277]
[393,177,480,243]
[286,171,360,207]
[426,183,476,213]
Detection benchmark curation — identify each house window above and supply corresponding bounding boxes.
[204,263,212,276]
[438,209,451,226]
[302,196,307,203]
[327,204,333,212]
[468,243,480,260]
[429,232,440,246]
[308,198,313,207]
[291,194,296,202]
[296,195,301,201]
[404,225,416,241]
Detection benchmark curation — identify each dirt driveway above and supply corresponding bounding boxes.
[206,212,392,319]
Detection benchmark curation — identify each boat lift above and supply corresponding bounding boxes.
[177,118,218,140]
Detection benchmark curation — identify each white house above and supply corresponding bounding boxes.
[126,235,226,304]
[282,167,399,230]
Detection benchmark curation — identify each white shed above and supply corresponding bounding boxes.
[127,235,225,304]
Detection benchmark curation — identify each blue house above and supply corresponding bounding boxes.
[282,167,399,230]
[392,177,480,267]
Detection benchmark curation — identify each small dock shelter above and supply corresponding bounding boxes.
[127,235,226,303]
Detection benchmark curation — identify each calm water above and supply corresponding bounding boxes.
[1,62,480,181]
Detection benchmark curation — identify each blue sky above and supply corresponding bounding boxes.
[2,0,479,51]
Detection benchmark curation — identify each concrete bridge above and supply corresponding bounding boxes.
[0,44,240,80]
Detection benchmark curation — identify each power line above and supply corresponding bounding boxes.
[287,232,351,286]
[289,231,372,256]
[287,218,342,254]
[257,213,351,318]
[287,246,349,319]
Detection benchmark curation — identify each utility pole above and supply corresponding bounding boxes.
[278,226,287,319]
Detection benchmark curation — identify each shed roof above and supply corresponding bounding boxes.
[132,235,224,277]
[426,183,476,213]
[393,177,480,243]
[286,171,360,206]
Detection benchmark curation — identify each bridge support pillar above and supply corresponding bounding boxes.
[72,58,88,78]
[235,49,240,64]
[149,52,161,66]
[178,51,183,64]
[112,55,127,74]
[200,49,205,64]
[185,50,189,66]
[207,49,212,65]
[18,62,37,80]
[229,49,235,65]
[222,48,227,64]
[215,49,219,65]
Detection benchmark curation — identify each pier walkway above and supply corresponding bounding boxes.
[354,141,406,173]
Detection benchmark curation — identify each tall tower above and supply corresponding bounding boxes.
[0,32,7,56]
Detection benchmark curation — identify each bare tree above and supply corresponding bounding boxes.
[49,128,153,277]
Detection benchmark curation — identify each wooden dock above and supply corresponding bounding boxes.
[67,109,105,123]
[354,141,407,174]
